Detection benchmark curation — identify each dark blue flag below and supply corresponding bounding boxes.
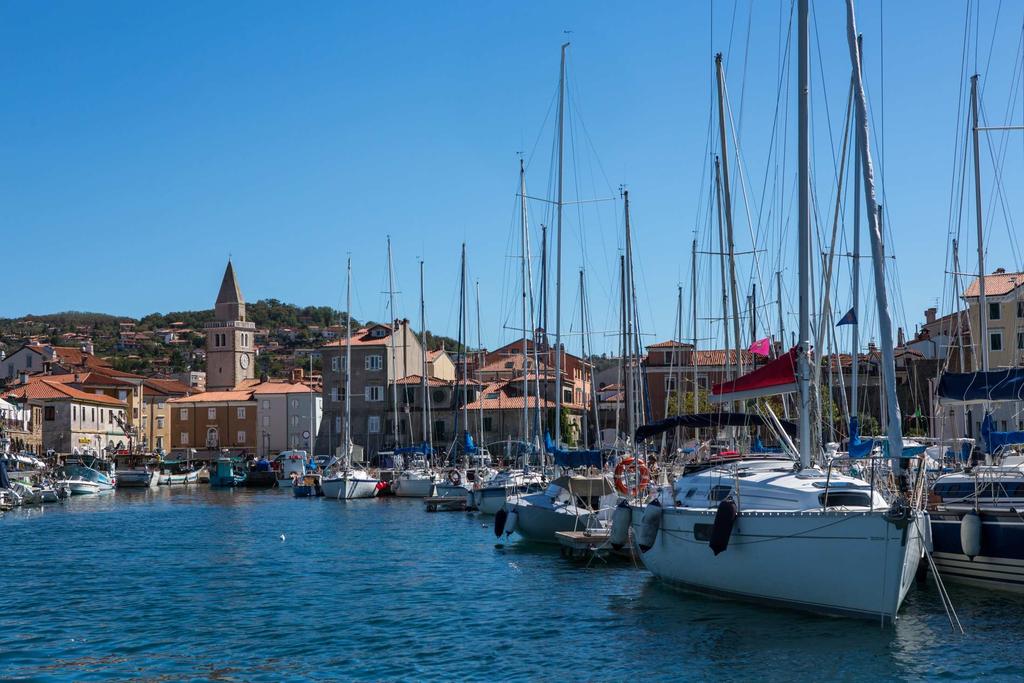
[836,307,857,326]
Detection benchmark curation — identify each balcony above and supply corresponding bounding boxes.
[203,320,256,330]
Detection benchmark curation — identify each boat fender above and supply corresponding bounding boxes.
[709,499,738,556]
[494,508,508,538]
[374,481,387,493]
[504,508,519,537]
[637,499,662,553]
[960,510,982,560]
[610,500,631,550]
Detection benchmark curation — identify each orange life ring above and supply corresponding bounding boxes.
[614,457,651,497]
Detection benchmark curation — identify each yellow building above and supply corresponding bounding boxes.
[964,269,1024,369]
[141,378,194,454]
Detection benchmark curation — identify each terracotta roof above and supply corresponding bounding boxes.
[322,324,401,348]
[463,394,585,411]
[647,340,693,349]
[251,381,316,395]
[426,349,446,361]
[964,271,1024,297]
[169,390,255,403]
[143,378,194,396]
[692,349,755,367]
[393,374,464,387]
[3,379,127,406]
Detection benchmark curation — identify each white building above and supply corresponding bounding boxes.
[253,381,323,457]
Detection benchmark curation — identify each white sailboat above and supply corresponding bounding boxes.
[617,0,925,623]
[321,255,381,501]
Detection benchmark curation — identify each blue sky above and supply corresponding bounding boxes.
[1,1,1021,355]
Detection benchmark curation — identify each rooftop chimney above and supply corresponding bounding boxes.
[995,267,1007,274]
[925,307,937,325]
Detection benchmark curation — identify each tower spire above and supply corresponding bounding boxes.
[215,260,245,322]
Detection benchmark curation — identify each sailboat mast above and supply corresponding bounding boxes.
[554,41,569,448]
[386,237,400,450]
[344,255,353,463]
[714,157,732,385]
[970,74,989,374]
[623,190,636,445]
[776,270,789,419]
[692,239,699,414]
[579,269,589,449]
[419,260,429,450]
[475,279,483,444]
[582,270,600,448]
[851,34,863,423]
[845,0,904,466]
[797,0,813,469]
[519,159,530,445]
[459,245,470,454]
[715,53,745,375]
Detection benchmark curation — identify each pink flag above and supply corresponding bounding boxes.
[749,337,772,357]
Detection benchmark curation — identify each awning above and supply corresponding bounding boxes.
[634,412,797,442]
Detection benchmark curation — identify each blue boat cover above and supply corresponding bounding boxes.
[544,432,602,468]
[848,416,874,458]
[751,436,783,454]
[937,369,1024,404]
[463,431,478,455]
[394,442,434,456]
[982,413,1024,454]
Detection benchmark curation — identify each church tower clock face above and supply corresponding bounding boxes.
[239,353,250,370]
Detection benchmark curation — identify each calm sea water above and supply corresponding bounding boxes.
[1,489,1023,682]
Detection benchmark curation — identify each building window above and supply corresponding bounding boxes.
[563,388,573,404]
[331,356,340,372]
[366,355,383,371]
[157,401,165,410]
[331,387,339,402]
[207,408,217,420]
[335,416,342,433]
[181,432,189,444]
[72,406,77,420]
[157,417,164,429]
[485,392,499,400]
[180,408,189,420]
[262,400,270,409]
[44,406,55,421]
[990,302,1001,320]
[291,399,299,409]
[237,407,246,419]
[483,417,493,432]
[262,415,269,426]
[365,386,384,402]
[290,415,300,427]
[371,328,386,338]
[665,375,678,392]
[237,430,246,443]
[118,390,128,401]
[1019,332,1024,351]
[368,416,381,433]
[991,330,1003,352]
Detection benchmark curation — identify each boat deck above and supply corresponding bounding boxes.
[555,530,630,561]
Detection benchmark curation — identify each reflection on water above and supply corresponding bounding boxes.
[1,490,1023,681]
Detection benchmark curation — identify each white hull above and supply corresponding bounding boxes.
[631,505,925,621]
[65,479,104,495]
[392,476,436,498]
[321,476,379,500]
[508,497,605,544]
[434,483,470,498]
[159,470,200,486]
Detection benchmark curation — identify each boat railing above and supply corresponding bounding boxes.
[821,453,926,512]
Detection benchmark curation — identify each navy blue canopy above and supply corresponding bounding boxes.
[544,433,602,468]
[937,370,1024,404]
[0,460,10,489]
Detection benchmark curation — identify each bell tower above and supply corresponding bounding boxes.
[206,260,255,391]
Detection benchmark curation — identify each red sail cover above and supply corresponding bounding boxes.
[711,347,799,403]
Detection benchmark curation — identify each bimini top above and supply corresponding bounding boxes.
[551,474,615,498]
[635,412,797,443]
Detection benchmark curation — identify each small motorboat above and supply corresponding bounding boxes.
[240,459,278,489]
[59,462,115,495]
[115,454,159,489]
[210,457,246,487]
[158,459,201,486]
[293,473,322,498]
